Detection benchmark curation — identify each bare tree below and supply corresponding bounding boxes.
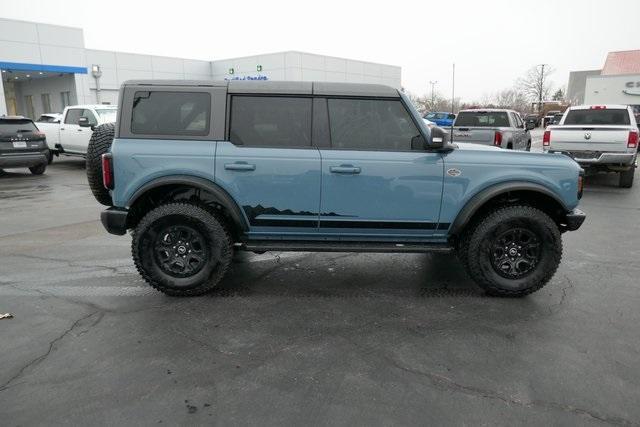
[407,90,458,114]
[518,65,554,106]
[552,88,565,101]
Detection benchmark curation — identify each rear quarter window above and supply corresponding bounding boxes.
[131,91,211,136]
[564,109,630,125]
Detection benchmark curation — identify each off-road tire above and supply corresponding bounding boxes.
[460,205,562,297]
[86,123,115,206]
[132,202,233,296]
[29,163,46,175]
[619,168,634,188]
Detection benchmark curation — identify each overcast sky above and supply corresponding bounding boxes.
[3,0,638,101]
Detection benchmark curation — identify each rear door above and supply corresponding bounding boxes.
[317,97,444,238]
[215,94,321,236]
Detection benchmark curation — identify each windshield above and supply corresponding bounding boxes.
[0,119,38,133]
[455,111,510,127]
[96,109,118,123]
[564,109,630,125]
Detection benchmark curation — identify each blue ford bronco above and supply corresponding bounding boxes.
[86,80,585,297]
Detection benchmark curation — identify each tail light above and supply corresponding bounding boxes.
[493,131,502,147]
[102,153,114,190]
[590,105,607,110]
[628,131,638,149]
[577,171,584,199]
[543,130,551,147]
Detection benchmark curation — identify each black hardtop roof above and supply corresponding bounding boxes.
[122,80,400,98]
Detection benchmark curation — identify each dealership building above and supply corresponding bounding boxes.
[567,50,640,114]
[0,17,402,117]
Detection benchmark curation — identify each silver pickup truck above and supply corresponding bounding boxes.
[544,105,638,188]
[452,109,534,150]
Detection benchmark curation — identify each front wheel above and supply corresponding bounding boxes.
[459,205,562,297]
[132,202,233,296]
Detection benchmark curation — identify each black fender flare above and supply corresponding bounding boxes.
[127,175,248,232]
[448,181,568,236]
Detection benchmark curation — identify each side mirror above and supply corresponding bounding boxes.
[78,117,91,127]
[428,126,447,149]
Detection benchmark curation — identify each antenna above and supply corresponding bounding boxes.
[450,63,455,143]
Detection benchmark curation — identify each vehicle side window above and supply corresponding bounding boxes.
[82,109,98,126]
[131,91,210,136]
[229,96,312,147]
[327,98,419,151]
[64,109,82,125]
[514,113,524,128]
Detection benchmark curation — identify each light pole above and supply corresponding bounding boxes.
[91,64,102,104]
[429,80,437,108]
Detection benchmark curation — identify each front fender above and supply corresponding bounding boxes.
[447,181,568,236]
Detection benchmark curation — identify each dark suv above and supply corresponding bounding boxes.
[86,80,585,298]
[0,116,49,175]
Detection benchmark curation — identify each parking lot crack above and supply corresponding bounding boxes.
[0,310,101,393]
[388,360,634,426]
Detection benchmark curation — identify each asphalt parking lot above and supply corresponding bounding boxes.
[1,133,639,426]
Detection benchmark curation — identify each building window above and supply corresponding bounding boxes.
[41,93,52,113]
[60,91,71,108]
[24,95,35,119]
[229,96,312,147]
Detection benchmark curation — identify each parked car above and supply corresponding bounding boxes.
[424,111,456,127]
[37,105,117,161]
[551,113,563,125]
[544,104,638,187]
[452,109,533,150]
[543,110,561,128]
[0,116,49,175]
[89,80,585,298]
[36,113,63,124]
[524,114,540,128]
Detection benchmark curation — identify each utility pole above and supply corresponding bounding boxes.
[429,80,437,108]
[538,63,547,113]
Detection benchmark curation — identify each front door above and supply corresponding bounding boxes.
[60,108,84,153]
[318,98,444,238]
[215,95,321,237]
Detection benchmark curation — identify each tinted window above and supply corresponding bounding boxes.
[564,109,630,125]
[131,91,210,136]
[455,111,510,127]
[64,109,83,124]
[0,119,38,133]
[328,99,419,151]
[230,96,311,147]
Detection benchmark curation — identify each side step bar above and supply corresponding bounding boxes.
[240,241,454,254]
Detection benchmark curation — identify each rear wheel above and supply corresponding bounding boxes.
[132,202,233,296]
[47,150,54,164]
[526,140,531,151]
[29,163,46,175]
[619,168,634,188]
[459,205,562,297]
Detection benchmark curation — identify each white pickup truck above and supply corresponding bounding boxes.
[37,105,117,161]
[544,105,639,188]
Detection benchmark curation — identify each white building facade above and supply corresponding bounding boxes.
[0,18,401,118]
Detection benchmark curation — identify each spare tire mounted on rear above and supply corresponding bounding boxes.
[86,123,115,206]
